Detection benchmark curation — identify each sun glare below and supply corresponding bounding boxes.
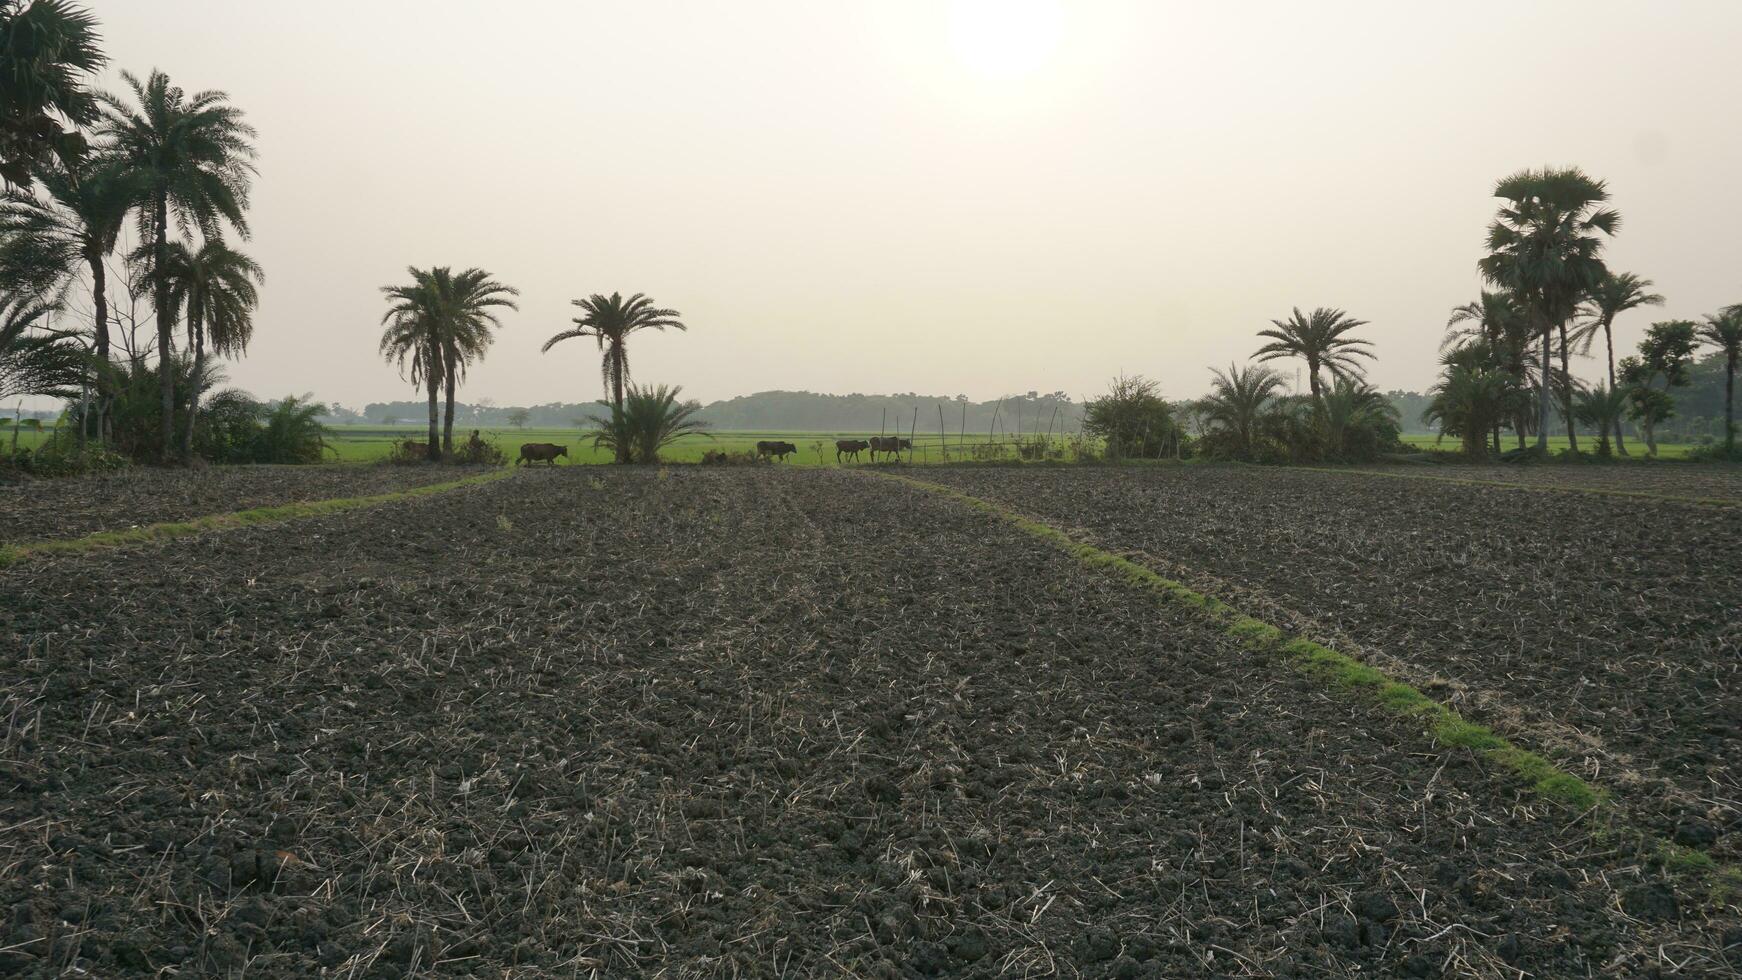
[948,0,1064,80]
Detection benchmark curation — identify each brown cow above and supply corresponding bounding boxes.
[835,439,869,463]
[517,442,568,466]
[867,436,911,462]
[755,440,798,461]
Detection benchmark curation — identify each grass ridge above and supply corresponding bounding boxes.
[875,471,1739,894]
[0,468,515,569]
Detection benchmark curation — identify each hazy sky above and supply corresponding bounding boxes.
[77,0,1742,410]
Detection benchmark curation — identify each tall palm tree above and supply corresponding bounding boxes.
[1697,307,1742,455]
[1571,271,1662,455]
[98,70,255,463]
[379,268,443,462]
[1199,362,1287,458]
[586,383,711,464]
[161,238,261,460]
[1445,290,1533,449]
[0,0,105,188]
[1478,167,1619,453]
[1254,307,1373,404]
[429,267,517,453]
[542,292,685,463]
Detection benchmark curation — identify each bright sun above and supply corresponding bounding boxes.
[948,0,1064,80]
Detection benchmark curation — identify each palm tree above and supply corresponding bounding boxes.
[542,292,685,463]
[161,238,261,460]
[0,291,82,402]
[1199,363,1287,458]
[1572,382,1629,457]
[1444,291,1532,449]
[586,383,711,464]
[1696,307,1742,455]
[1424,346,1512,460]
[1571,271,1662,455]
[0,156,138,433]
[379,269,443,462]
[1319,375,1394,459]
[429,267,517,454]
[98,70,256,463]
[1478,168,1619,453]
[1254,307,1373,404]
[0,0,105,188]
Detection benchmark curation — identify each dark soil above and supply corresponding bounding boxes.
[1353,463,1742,501]
[924,465,1742,861]
[0,463,474,545]
[1,468,1735,976]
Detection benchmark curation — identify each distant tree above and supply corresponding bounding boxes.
[506,407,530,429]
[1696,307,1742,454]
[99,69,256,462]
[1198,363,1287,459]
[1571,271,1662,454]
[1621,321,1696,456]
[1254,307,1373,404]
[160,238,261,460]
[1478,168,1619,453]
[0,0,105,188]
[586,383,710,464]
[542,292,685,463]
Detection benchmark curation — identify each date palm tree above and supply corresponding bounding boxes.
[429,267,517,453]
[0,156,137,408]
[1200,362,1287,458]
[1445,290,1533,449]
[379,268,443,462]
[1572,382,1629,457]
[1697,307,1742,455]
[0,0,105,188]
[1478,167,1618,453]
[542,291,685,463]
[1254,307,1373,404]
[1424,344,1511,460]
[161,238,261,460]
[1571,271,1662,455]
[98,70,255,462]
[586,383,711,464]
[0,291,82,401]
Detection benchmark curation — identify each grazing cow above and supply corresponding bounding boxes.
[755,440,798,461]
[400,439,430,459]
[867,436,911,462]
[517,442,568,466]
[835,438,869,463]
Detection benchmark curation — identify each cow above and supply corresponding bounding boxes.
[701,450,729,465]
[867,436,911,462]
[835,438,870,463]
[517,442,568,466]
[755,440,798,461]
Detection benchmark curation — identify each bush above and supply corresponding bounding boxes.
[194,391,333,464]
[0,445,129,480]
[1082,375,1181,460]
[449,430,506,466]
[588,384,710,464]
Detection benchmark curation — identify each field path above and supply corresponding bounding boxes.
[2,468,1735,976]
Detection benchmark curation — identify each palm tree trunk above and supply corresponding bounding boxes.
[1557,322,1579,453]
[1604,317,1629,456]
[426,370,441,462]
[180,312,205,462]
[153,192,175,464]
[1726,354,1737,454]
[610,342,628,464]
[1535,319,1552,453]
[442,349,456,454]
[85,250,111,445]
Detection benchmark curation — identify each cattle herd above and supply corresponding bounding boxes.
[407,436,909,466]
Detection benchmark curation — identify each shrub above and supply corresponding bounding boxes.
[449,430,506,466]
[588,384,710,464]
[1082,374,1180,460]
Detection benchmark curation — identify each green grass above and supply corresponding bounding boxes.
[0,468,513,568]
[321,425,1059,465]
[874,471,1741,882]
[1399,432,1701,459]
